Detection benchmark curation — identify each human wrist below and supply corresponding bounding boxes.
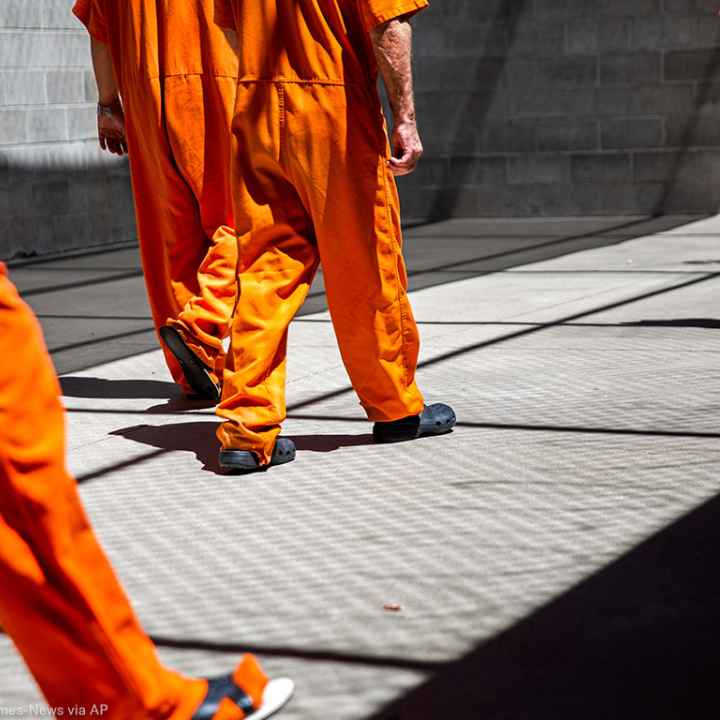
[393,110,416,126]
[391,100,416,123]
[97,94,121,110]
[97,97,122,120]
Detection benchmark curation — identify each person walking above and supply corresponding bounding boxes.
[213,0,457,471]
[73,0,241,402]
[0,263,293,718]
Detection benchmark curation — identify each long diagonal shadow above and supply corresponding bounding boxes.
[38,214,704,374]
[654,27,720,215]
[150,636,442,673]
[365,491,720,720]
[285,270,720,414]
[49,327,156,356]
[293,317,714,328]
[76,448,169,485]
[64,267,720,480]
[283,416,720,441]
[19,270,144,298]
[403,217,703,278]
[6,242,138,270]
[301,215,692,308]
[139,472,720,720]
[427,0,531,220]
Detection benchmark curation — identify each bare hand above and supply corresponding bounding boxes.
[389,119,423,176]
[98,100,128,156]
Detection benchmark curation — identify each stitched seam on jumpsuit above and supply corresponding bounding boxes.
[256,86,288,423]
[228,241,242,329]
[380,164,411,390]
[277,83,287,161]
[237,76,351,86]
[161,72,238,79]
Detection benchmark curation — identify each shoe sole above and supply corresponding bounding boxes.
[247,678,295,720]
[159,326,220,402]
[375,425,455,444]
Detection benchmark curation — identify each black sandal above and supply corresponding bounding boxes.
[159,325,220,402]
[192,674,295,720]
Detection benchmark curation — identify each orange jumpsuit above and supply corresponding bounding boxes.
[73,0,240,391]
[214,0,429,463]
[0,262,267,718]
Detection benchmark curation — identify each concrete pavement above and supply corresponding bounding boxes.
[2,216,719,719]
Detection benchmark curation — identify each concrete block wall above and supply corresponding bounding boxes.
[0,0,135,260]
[4,1,720,257]
[399,0,720,219]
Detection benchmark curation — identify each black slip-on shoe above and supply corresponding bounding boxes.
[193,674,295,720]
[373,402,456,443]
[219,437,296,473]
[159,325,220,403]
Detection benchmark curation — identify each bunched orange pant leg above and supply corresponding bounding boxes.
[124,74,239,388]
[0,265,209,717]
[217,83,425,463]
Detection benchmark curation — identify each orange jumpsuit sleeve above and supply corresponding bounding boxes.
[213,0,237,30]
[359,0,429,30]
[72,0,109,43]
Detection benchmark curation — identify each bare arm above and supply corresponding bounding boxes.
[90,38,127,156]
[91,37,118,104]
[371,17,422,176]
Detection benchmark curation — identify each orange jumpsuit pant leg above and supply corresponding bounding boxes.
[216,84,319,463]
[288,84,425,423]
[0,264,208,717]
[217,83,424,462]
[162,75,240,379]
[125,75,238,389]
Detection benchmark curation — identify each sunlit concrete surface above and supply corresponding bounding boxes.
[2,217,720,718]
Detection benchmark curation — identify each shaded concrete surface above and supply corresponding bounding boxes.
[2,216,720,718]
[7,215,706,374]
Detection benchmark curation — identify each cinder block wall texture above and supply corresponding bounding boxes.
[401,0,720,219]
[3,1,720,257]
[0,0,134,260]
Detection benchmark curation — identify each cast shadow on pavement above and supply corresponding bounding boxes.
[289,433,374,452]
[60,376,178,400]
[111,422,374,474]
[366,492,720,720]
[111,422,222,472]
[61,376,219,411]
[623,318,720,329]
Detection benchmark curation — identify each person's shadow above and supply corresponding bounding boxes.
[112,422,375,474]
[112,422,221,471]
[61,376,178,400]
[60,376,219,411]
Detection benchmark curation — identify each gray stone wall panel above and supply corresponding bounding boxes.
[571,153,634,184]
[400,0,720,219]
[4,0,720,255]
[0,3,135,259]
[0,2,43,29]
